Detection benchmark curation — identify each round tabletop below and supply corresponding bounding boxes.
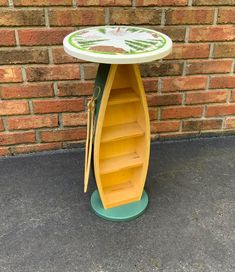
[63,26,172,64]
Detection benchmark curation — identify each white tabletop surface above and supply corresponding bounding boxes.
[63,26,172,64]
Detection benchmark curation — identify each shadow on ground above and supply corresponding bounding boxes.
[0,136,234,272]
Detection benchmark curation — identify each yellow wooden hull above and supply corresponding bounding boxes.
[94,64,150,209]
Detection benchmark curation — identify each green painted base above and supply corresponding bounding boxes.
[90,190,148,222]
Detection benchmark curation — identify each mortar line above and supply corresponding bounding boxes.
[2,117,8,132]
[105,8,110,25]
[58,113,63,129]
[213,8,218,25]
[21,66,27,83]
[227,89,232,103]
[185,27,190,43]
[179,120,183,132]
[35,130,41,143]
[28,100,34,114]
[230,59,235,75]
[182,61,187,76]
[72,0,77,7]
[206,75,211,90]
[157,78,162,93]
[8,0,14,7]
[53,82,59,97]
[209,43,214,60]
[161,9,166,26]
[15,30,20,48]
[48,48,53,64]
[80,64,85,81]
[45,8,50,28]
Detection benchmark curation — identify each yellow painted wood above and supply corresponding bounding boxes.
[94,64,150,209]
[100,152,143,175]
[101,122,144,143]
[108,88,140,106]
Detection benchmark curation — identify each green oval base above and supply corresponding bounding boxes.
[90,190,148,222]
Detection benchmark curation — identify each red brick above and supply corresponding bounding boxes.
[186,60,232,75]
[110,8,161,25]
[136,0,187,6]
[225,117,235,129]
[77,0,131,5]
[8,115,58,130]
[0,119,4,131]
[186,90,228,105]
[19,28,74,46]
[0,0,8,6]
[0,49,49,65]
[231,90,235,102]
[143,78,158,92]
[62,112,87,126]
[0,101,29,116]
[26,65,80,82]
[147,93,182,106]
[166,8,213,25]
[166,44,210,60]
[206,104,235,117]
[0,131,35,146]
[0,147,10,156]
[58,82,94,96]
[14,0,72,6]
[159,131,199,139]
[49,8,105,26]
[84,64,99,80]
[213,44,235,58]
[0,83,54,99]
[182,119,223,132]
[0,67,22,83]
[218,8,235,24]
[161,106,203,119]
[0,9,44,26]
[149,108,158,120]
[210,76,235,89]
[162,76,207,92]
[13,143,62,154]
[193,0,235,6]
[140,62,183,77]
[189,26,235,42]
[153,26,186,42]
[151,121,180,133]
[52,47,83,64]
[33,99,84,114]
[0,30,15,46]
[40,128,86,142]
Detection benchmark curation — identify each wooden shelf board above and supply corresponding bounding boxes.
[100,152,143,175]
[108,88,139,106]
[101,122,144,143]
[103,180,139,208]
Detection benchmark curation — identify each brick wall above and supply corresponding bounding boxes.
[0,0,235,156]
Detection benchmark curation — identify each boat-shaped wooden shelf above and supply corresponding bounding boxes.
[95,64,150,209]
[63,26,172,221]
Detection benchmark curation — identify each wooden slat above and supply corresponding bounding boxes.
[100,152,143,175]
[101,122,144,143]
[108,88,139,106]
[103,180,139,208]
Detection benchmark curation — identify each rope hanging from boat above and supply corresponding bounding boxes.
[84,86,101,193]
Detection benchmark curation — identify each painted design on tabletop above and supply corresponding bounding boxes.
[68,26,166,55]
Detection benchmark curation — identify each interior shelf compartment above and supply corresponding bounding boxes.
[108,88,140,106]
[100,152,143,175]
[103,180,139,208]
[101,122,145,143]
